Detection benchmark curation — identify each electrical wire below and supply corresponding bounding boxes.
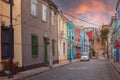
[63,12,100,26]
[0,0,100,27]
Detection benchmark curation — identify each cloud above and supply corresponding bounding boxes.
[72,0,116,26]
[54,0,117,27]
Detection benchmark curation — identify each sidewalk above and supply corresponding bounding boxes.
[101,55,120,80]
[104,55,120,80]
[0,59,80,80]
[110,60,120,80]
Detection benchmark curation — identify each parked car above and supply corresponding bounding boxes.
[81,52,89,61]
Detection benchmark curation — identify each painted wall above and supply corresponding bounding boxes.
[66,21,76,60]
[108,16,117,60]
[57,12,67,62]
[0,0,22,66]
[21,0,58,66]
[114,1,120,61]
[75,27,80,59]
[116,1,120,37]
[80,31,89,54]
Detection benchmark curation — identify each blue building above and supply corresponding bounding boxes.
[80,31,89,55]
[114,0,120,61]
[66,21,76,60]
[109,16,118,60]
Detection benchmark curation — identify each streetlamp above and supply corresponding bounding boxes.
[9,0,14,78]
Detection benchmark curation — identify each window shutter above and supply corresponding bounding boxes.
[32,35,38,58]
[31,4,34,16]
[42,4,47,21]
[51,10,55,25]
[31,0,37,17]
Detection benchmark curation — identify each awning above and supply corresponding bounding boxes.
[115,41,120,47]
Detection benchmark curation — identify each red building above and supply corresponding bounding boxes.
[75,27,81,59]
[86,31,93,41]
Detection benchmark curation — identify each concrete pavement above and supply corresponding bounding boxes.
[25,59,116,80]
[109,60,120,80]
[0,59,80,80]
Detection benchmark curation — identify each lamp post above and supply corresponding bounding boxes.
[9,0,13,78]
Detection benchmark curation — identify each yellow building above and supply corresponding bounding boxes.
[0,0,22,66]
[57,12,67,62]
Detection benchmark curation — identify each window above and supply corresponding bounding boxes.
[42,4,47,22]
[52,40,55,56]
[60,20,63,31]
[59,19,61,31]
[51,10,55,25]
[31,0,38,17]
[63,42,65,54]
[31,34,38,58]
[68,29,69,36]
[63,22,65,33]
[68,29,71,36]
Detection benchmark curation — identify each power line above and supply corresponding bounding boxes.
[61,9,97,23]
[0,0,99,27]
[53,0,100,26]
[63,12,100,26]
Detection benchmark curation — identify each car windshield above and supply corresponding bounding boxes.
[82,54,88,56]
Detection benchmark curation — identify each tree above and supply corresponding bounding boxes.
[100,29,109,44]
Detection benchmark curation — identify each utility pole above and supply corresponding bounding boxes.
[9,0,14,78]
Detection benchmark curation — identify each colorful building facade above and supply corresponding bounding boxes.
[80,31,89,55]
[83,27,94,57]
[75,27,81,59]
[114,0,120,61]
[108,16,117,60]
[66,21,76,60]
[57,12,67,62]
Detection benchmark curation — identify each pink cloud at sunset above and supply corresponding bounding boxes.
[54,0,117,27]
[74,1,113,15]
[73,0,116,27]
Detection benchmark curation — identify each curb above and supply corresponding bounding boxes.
[111,62,120,75]
[15,69,50,80]
[19,59,81,80]
[110,62,120,80]
[106,58,120,80]
[16,62,70,80]
[2,61,70,80]
[0,59,80,80]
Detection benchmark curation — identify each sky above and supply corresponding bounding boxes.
[53,0,117,28]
